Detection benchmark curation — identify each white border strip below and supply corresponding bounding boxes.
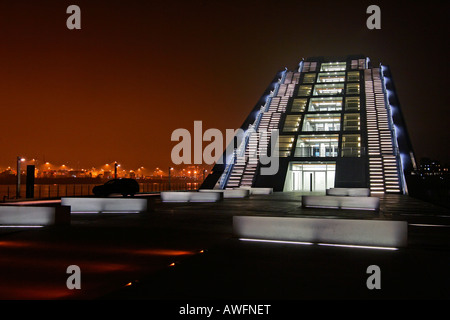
[0,225,44,228]
[409,224,450,228]
[239,238,399,251]
[317,243,398,251]
[239,238,313,246]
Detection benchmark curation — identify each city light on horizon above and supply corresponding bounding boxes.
[0,158,211,180]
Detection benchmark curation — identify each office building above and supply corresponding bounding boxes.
[202,55,416,194]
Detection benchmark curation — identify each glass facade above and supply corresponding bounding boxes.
[345,96,360,111]
[298,85,312,96]
[283,115,302,132]
[291,98,307,112]
[276,135,295,157]
[279,58,363,161]
[303,73,316,83]
[317,72,345,83]
[347,71,360,82]
[341,134,361,157]
[308,97,342,112]
[346,83,360,95]
[320,62,346,72]
[343,113,360,131]
[313,83,345,96]
[294,135,339,157]
[303,114,341,132]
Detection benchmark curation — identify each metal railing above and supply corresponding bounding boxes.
[293,147,367,157]
[0,182,201,201]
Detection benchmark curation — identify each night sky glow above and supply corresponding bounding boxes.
[1,0,448,170]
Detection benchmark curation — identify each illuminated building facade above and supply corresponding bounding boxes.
[202,55,416,194]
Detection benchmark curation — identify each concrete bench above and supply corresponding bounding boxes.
[234,187,273,195]
[326,188,371,197]
[160,191,222,203]
[189,192,223,202]
[61,197,150,213]
[0,205,70,226]
[302,195,379,211]
[199,189,250,198]
[233,216,408,248]
[160,192,192,203]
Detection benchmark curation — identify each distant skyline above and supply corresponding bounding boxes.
[1,0,449,169]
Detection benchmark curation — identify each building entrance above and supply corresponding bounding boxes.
[284,162,335,192]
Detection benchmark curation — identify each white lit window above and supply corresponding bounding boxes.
[302,114,341,132]
[320,62,346,72]
[317,72,345,83]
[313,84,344,96]
[309,97,343,112]
[294,135,339,157]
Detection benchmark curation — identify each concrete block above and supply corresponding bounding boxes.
[302,195,379,211]
[160,192,192,202]
[0,205,70,226]
[199,189,250,198]
[160,191,222,202]
[326,188,370,197]
[223,189,250,198]
[233,216,408,247]
[61,197,150,213]
[234,187,273,195]
[189,192,222,202]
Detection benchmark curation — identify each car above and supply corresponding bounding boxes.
[92,178,140,197]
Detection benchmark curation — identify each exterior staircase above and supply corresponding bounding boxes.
[223,71,299,189]
[364,68,402,194]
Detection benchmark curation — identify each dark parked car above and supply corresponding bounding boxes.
[92,178,139,197]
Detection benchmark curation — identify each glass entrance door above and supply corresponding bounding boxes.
[301,170,326,191]
[285,162,335,192]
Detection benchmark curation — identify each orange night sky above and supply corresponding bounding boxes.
[1,0,448,171]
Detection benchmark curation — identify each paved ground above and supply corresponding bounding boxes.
[0,192,449,303]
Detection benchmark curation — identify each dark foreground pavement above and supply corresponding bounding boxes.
[103,233,450,300]
[0,192,449,304]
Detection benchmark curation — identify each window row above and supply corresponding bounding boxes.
[302,71,360,84]
[277,134,362,158]
[282,113,361,132]
[298,83,360,96]
[321,62,346,72]
[291,97,360,113]
[302,61,365,73]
